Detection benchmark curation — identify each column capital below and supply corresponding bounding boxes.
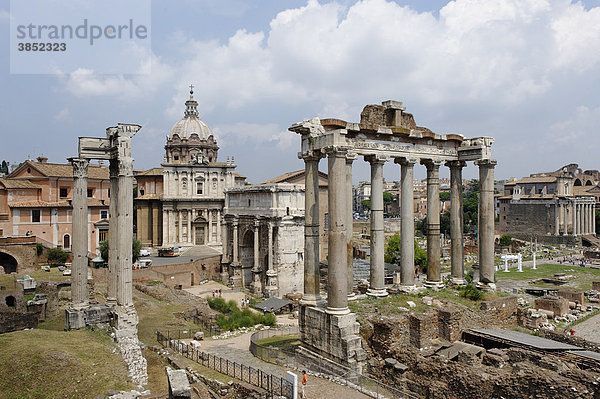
[253,219,261,229]
[346,151,359,162]
[421,159,443,170]
[323,146,349,157]
[118,157,134,177]
[299,150,323,161]
[394,157,418,166]
[446,160,467,169]
[69,158,89,178]
[364,154,390,165]
[474,159,497,168]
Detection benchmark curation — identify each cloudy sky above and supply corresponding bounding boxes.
[1,0,599,183]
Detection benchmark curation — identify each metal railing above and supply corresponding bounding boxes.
[157,330,294,398]
[249,327,418,399]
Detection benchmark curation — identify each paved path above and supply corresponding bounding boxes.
[192,330,369,398]
[571,312,600,344]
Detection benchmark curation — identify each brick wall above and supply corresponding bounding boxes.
[557,289,585,305]
[480,296,518,321]
[409,313,437,349]
[438,308,462,342]
[534,296,570,317]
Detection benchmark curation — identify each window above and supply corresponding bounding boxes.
[100,210,108,219]
[99,230,108,242]
[31,209,41,223]
[248,199,251,206]
[63,234,70,250]
[197,182,203,195]
[139,188,145,196]
[87,189,93,198]
[108,189,110,198]
[174,155,179,161]
[60,187,68,198]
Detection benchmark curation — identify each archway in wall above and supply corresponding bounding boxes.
[240,230,254,287]
[574,179,582,186]
[586,180,593,186]
[0,252,17,274]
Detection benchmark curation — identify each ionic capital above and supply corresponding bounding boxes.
[394,157,418,166]
[323,146,349,158]
[346,151,359,163]
[446,160,467,169]
[299,150,323,162]
[70,158,89,179]
[474,159,497,168]
[364,154,390,165]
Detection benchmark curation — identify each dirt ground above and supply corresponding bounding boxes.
[184,281,247,307]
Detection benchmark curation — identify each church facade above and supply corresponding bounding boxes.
[135,88,246,250]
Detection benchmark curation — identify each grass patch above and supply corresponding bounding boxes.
[255,334,300,349]
[0,328,132,399]
[495,263,600,290]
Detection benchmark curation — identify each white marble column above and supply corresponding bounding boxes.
[572,202,577,236]
[564,204,569,235]
[424,160,443,288]
[208,210,213,243]
[325,147,349,314]
[216,210,221,245]
[448,161,466,285]
[117,157,134,307]
[107,159,119,305]
[366,154,388,297]
[163,171,169,197]
[252,219,262,295]
[594,204,597,235]
[397,157,417,288]
[476,159,497,289]
[265,221,278,298]
[70,158,89,310]
[346,153,357,300]
[300,152,322,306]
[231,218,242,287]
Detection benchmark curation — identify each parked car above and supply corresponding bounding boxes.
[139,248,151,257]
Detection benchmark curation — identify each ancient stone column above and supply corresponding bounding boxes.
[366,154,388,297]
[117,157,134,307]
[397,158,417,288]
[265,220,278,298]
[586,204,591,234]
[448,161,466,284]
[231,218,242,287]
[71,158,89,310]
[326,147,349,314]
[346,153,357,300]
[252,219,262,295]
[208,210,213,243]
[177,211,183,243]
[220,218,230,282]
[572,202,577,235]
[554,203,560,236]
[564,204,569,235]
[476,159,497,289]
[216,210,221,244]
[594,204,597,235]
[300,152,322,306]
[424,160,443,288]
[162,210,168,245]
[107,159,119,305]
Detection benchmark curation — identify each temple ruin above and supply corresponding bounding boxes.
[289,100,496,372]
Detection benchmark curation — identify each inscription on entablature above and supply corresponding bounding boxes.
[351,141,457,157]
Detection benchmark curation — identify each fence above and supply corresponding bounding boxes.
[191,316,222,337]
[250,327,418,399]
[157,330,294,398]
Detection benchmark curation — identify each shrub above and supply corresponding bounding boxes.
[208,298,277,331]
[459,283,483,301]
[36,243,44,256]
[499,234,512,247]
[46,248,68,265]
[207,297,237,314]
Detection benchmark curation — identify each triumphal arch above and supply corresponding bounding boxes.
[290,100,496,372]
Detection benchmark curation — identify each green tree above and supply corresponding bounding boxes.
[383,192,395,205]
[414,240,427,272]
[384,234,427,271]
[439,191,450,202]
[46,248,68,265]
[99,238,142,262]
[0,160,8,175]
[499,234,512,247]
[361,199,371,210]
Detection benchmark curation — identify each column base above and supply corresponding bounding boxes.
[423,280,445,290]
[106,298,117,307]
[347,292,358,301]
[65,308,86,330]
[325,306,350,315]
[450,277,466,286]
[476,282,496,292]
[366,288,388,297]
[396,284,420,295]
[300,294,324,307]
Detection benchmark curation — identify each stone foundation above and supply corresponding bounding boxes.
[409,314,437,349]
[113,305,148,387]
[65,304,112,330]
[534,296,570,317]
[557,289,585,305]
[299,305,366,373]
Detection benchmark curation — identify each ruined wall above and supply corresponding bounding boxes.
[133,256,221,289]
[534,296,570,317]
[409,313,437,349]
[479,296,518,322]
[557,289,585,305]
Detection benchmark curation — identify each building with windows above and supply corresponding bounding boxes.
[0,157,110,254]
[135,88,246,250]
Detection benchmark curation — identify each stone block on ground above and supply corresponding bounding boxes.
[166,367,191,399]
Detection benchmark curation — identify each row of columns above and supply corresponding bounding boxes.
[301,148,497,315]
[554,201,596,236]
[162,209,221,245]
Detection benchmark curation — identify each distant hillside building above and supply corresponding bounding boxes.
[0,157,109,257]
[135,88,246,250]
[498,164,597,244]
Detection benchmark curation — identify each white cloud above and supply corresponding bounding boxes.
[212,122,294,150]
[54,108,70,121]
[0,9,9,20]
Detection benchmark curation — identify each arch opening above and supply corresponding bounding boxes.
[0,252,18,274]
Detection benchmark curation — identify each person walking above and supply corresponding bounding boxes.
[301,370,307,398]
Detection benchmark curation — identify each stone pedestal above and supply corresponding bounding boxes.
[264,270,279,298]
[299,305,366,374]
[65,308,86,330]
[230,263,243,288]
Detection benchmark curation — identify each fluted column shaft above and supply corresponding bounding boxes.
[367,155,388,296]
[326,148,349,314]
[301,153,322,306]
[71,158,89,309]
[476,159,497,287]
[107,159,119,305]
[398,158,416,287]
[554,203,560,236]
[424,160,442,287]
[564,204,569,235]
[117,158,134,306]
[449,161,465,284]
[572,202,577,235]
